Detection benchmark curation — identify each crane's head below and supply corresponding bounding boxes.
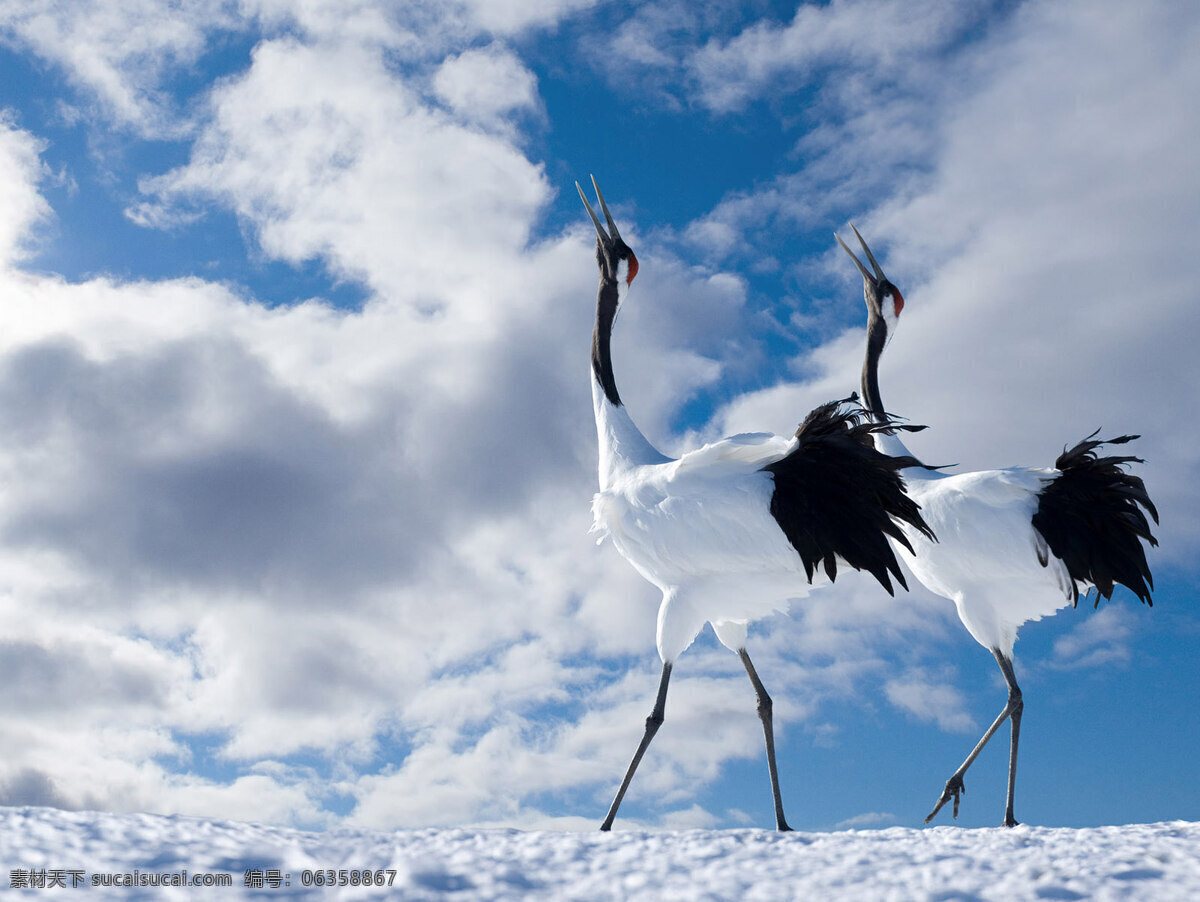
[577,176,639,297]
[835,224,903,345]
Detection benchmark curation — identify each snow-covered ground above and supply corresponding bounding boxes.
[1,807,1197,900]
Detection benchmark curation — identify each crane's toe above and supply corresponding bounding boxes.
[925,774,965,823]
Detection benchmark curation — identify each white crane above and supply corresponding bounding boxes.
[836,225,1159,827]
[578,177,935,831]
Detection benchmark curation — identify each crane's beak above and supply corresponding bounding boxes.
[577,175,622,244]
[835,223,886,286]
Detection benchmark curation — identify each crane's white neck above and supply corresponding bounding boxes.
[591,264,669,488]
[872,427,917,461]
[592,376,669,489]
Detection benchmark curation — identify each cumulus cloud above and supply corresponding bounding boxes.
[593,0,980,130]
[685,0,977,114]
[884,667,976,734]
[135,37,550,308]
[0,0,237,135]
[458,0,599,35]
[433,43,541,133]
[0,118,50,264]
[0,768,73,808]
[1048,606,1135,671]
[0,0,589,138]
[835,810,897,829]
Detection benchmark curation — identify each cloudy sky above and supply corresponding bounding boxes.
[0,0,1196,833]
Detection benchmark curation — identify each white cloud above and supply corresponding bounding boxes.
[592,0,979,123]
[686,0,976,114]
[884,666,976,734]
[248,0,418,50]
[136,38,550,309]
[0,0,586,139]
[1049,606,1135,671]
[0,0,238,135]
[0,117,50,265]
[433,43,540,133]
[458,0,598,35]
[835,810,897,829]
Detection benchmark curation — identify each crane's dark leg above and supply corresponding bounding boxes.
[600,662,672,831]
[996,651,1023,827]
[926,649,1023,826]
[739,648,792,831]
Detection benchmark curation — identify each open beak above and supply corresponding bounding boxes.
[834,223,886,286]
[576,175,622,244]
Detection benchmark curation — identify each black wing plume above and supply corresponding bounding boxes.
[763,399,935,595]
[1031,431,1159,608]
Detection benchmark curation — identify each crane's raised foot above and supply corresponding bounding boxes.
[925,774,965,823]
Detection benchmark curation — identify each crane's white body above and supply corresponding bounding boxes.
[873,433,1073,657]
[591,380,820,662]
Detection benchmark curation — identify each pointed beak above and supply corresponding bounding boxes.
[850,223,886,281]
[835,230,874,284]
[577,180,607,241]
[835,223,887,286]
[576,175,623,243]
[591,175,622,243]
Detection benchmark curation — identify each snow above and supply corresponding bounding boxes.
[2,808,1198,900]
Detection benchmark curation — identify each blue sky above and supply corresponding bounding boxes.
[0,0,1196,832]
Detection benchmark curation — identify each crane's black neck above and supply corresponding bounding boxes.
[860,312,888,422]
[592,277,622,407]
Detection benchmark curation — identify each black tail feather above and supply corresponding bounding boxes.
[763,399,935,596]
[1031,432,1159,608]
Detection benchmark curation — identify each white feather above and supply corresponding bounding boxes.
[592,383,819,661]
[880,438,1075,656]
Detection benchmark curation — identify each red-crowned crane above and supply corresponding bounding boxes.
[837,225,1159,827]
[579,177,935,831]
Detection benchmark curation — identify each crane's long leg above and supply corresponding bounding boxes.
[926,649,1024,827]
[600,662,672,831]
[739,649,793,831]
[997,652,1023,827]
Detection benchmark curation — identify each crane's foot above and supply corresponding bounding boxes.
[1001,814,1019,828]
[925,774,965,824]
